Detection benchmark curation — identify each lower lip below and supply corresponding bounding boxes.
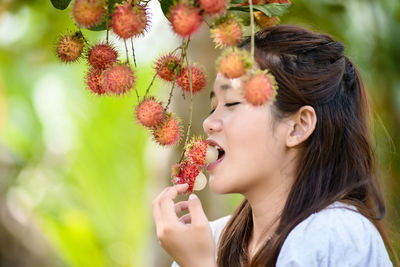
[206,154,225,171]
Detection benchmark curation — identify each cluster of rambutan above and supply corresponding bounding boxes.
[56,0,152,96]
[171,137,219,193]
[135,96,183,146]
[217,48,278,106]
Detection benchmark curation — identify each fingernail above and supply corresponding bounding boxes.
[189,194,198,200]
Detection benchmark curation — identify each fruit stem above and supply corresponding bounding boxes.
[106,0,110,43]
[124,40,130,63]
[249,0,255,64]
[180,37,193,162]
[130,38,137,67]
[143,46,182,99]
[166,78,176,111]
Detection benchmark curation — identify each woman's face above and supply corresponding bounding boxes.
[203,73,292,195]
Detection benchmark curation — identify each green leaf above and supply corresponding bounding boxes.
[88,21,107,31]
[159,0,176,19]
[50,0,72,10]
[228,3,292,18]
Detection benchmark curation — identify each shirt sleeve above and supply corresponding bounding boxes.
[276,205,393,267]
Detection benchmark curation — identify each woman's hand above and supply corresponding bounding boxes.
[152,183,216,267]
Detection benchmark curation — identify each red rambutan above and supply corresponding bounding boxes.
[200,0,228,15]
[243,70,278,106]
[111,3,149,39]
[87,43,119,70]
[153,113,182,146]
[184,137,208,167]
[135,97,165,128]
[169,3,203,37]
[217,49,251,79]
[154,53,180,82]
[103,63,135,96]
[56,32,84,63]
[73,0,105,28]
[177,65,207,94]
[171,160,200,193]
[211,17,242,48]
[86,67,106,95]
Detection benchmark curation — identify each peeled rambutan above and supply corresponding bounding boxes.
[56,32,84,63]
[87,43,119,70]
[177,65,207,94]
[243,70,278,106]
[86,67,106,95]
[103,63,135,96]
[111,3,149,39]
[169,3,203,37]
[200,0,228,15]
[184,137,208,167]
[171,160,200,193]
[154,53,180,82]
[217,49,251,79]
[135,97,165,128]
[73,0,105,28]
[211,17,242,48]
[153,113,182,146]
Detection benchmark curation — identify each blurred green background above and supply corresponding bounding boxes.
[0,0,399,266]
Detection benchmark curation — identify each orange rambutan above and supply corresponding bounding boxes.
[177,65,207,94]
[153,113,182,146]
[169,3,203,37]
[243,70,278,106]
[135,97,165,128]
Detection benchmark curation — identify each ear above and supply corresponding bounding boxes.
[286,105,317,148]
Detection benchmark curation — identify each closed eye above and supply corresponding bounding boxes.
[209,102,241,114]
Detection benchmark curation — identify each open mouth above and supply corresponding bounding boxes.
[217,146,225,160]
[206,140,226,171]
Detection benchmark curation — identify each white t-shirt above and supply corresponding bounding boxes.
[171,201,393,266]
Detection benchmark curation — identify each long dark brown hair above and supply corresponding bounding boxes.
[216,25,399,267]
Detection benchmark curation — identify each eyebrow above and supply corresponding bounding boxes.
[209,83,231,99]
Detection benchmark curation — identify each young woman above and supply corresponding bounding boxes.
[151,25,399,267]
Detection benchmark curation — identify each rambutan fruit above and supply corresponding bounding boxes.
[177,65,207,94]
[154,53,180,82]
[56,32,84,63]
[87,43,119,70]
[200,0,228,15]
[86,67,106,95]
[193,172,207,191]
[73,0,105,28]
[211,16,242,48]
[153,113,182,146]
[111,3,150,39]
[171,160,200,193]
[254,12,279,28]
[243,70,278,106]
[205,146,218,165]
[217,49,252,79]
[184,137,208,167]
[103,63,135,96]
[169,3,203,37]
[135,97,165,128]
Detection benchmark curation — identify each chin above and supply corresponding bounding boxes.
[208,174,238,194]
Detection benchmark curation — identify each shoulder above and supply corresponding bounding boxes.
[209,214,232,248]
[276,201,393,267]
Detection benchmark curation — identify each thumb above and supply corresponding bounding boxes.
[188,194,208,226]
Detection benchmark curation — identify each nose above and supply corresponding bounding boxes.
[203,113,222,135]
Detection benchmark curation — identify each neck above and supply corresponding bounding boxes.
[243,162,296,256]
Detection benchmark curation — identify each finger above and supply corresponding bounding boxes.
[160,184,189,221]
[152,187,171,223]
[187,194,208,226]
[175,201,189,215]
[179,213,191,224]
